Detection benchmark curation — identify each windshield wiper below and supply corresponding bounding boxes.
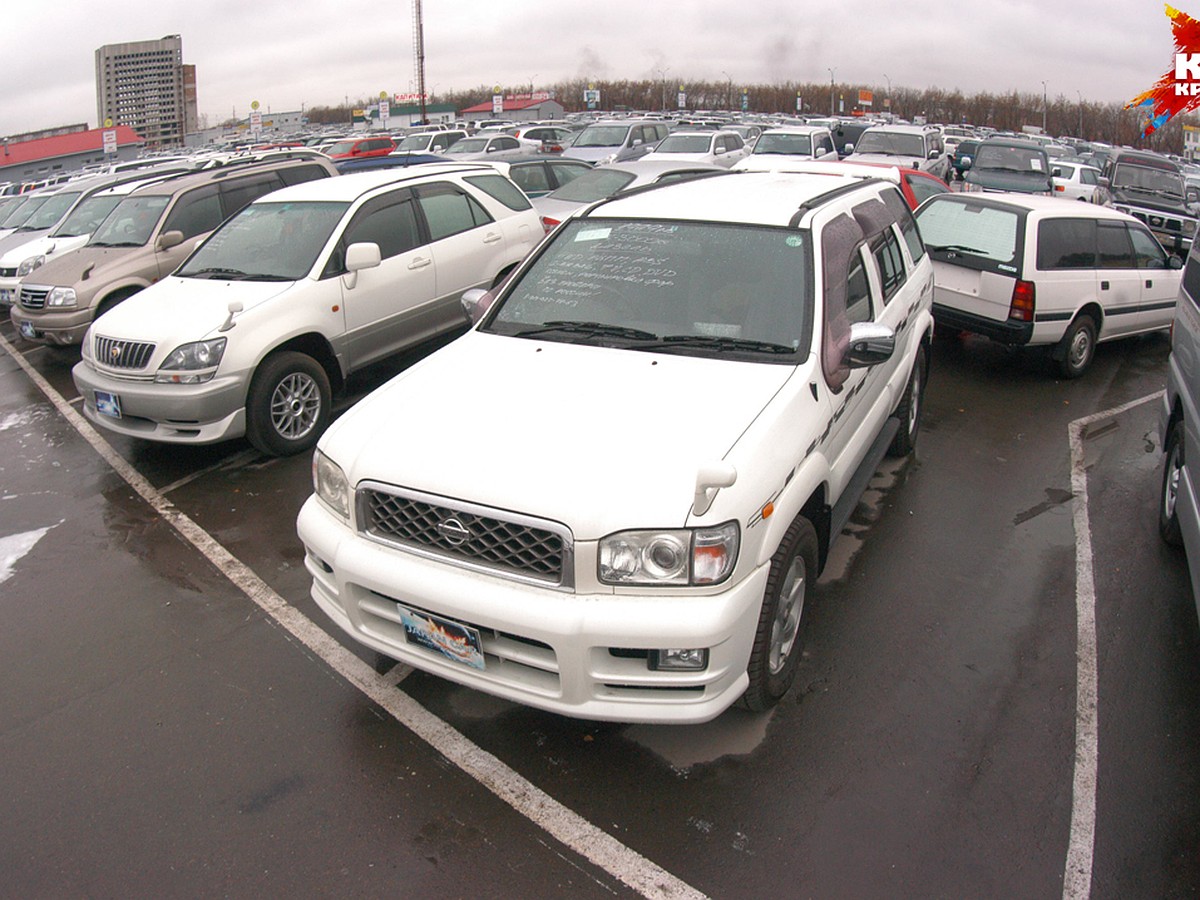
[647,334,795,354]
[927,243,987,254]
[513,320,659,341]
[184,266,252,280]
[90,240,142,247]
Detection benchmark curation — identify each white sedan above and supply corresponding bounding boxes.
[1051,161,1110,204]
[641,130,750,168]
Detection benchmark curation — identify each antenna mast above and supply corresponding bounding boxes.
[413,0,427,124]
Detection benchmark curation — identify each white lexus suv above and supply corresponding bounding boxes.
[297,169,935,723]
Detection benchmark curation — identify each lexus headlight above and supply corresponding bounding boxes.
[154,337,227,383]
[312,449,351,521]
[598,522,739,586]
[17,255,45,276]
[46,286,76,307]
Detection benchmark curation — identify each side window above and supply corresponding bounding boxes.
[1037,218,1097,270]
[549,162,590,188]
[278,164,330,187]
[906,174,948,206]
[463,173,532,211]
[871,228,907,303]
[1097,221,1136,269]
[162,186,223,239]
[431,135,452,152]
[817,134,834,154]
[1128,225,1168,269]
[343,192,421,261]
[509,163,550,196]
[416,182,493,241]
[496,137,519,151]
[845,247,874,324]
[727,134,744,151]
[880,187,925,263]
[1081,168,1098,186]
[1184,251,1200,308]
[219,173,284,218]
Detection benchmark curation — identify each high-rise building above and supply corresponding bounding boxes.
[95,34,198,148]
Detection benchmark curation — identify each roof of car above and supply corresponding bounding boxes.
[923,191,1135,221]
[249,162,500,204]
[584,170,882,227]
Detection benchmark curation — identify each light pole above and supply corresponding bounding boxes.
[1042,80,1048,133]
[655,67,670,112]
[1077,89,1083,139]
[828,67,836,117]
[883,73,892,119]
[722,70,732,111]
[529,73,538,97]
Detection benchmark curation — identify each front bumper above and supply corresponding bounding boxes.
[10,305,94,346]
[72,359,249,445]
[297,497,769,724]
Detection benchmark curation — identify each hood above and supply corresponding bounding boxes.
[0,227,51,258]
[89,275,297,345]
[964,168,1052,194]
[26,243,149,290]
[322,331,796,537]
[562,146,622,163]
[849,152,922,169]
[0,233,63,267]
[1109,186,1191,216]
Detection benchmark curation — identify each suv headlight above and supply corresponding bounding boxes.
[154,337,227,383]
[313,449,351,522]
[598,521,739,586]
[1184,220,1197,236]
[46,286,76,307]
[17,255,45,276]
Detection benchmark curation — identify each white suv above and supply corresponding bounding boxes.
[72,163,541,455]
[297,169,935,723]
[847,124,950,181]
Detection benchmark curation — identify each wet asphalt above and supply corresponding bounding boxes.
[1,320,1198,899]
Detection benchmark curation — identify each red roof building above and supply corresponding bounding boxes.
[0,126,145,184]
[460,94,565,123]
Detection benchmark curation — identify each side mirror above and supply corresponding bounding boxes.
[345,242,381,272]
[928,149,941,159]
[461,288,492,323]
[961,157,973,170]
[1098,176,1110,188]
[156,230,184,251]
[843,142,855,154]
[1052,168,1063,178]
[844,322,896,369]
[1170,255,1184,270]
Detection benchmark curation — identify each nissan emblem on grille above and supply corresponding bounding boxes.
[436,517,472,546]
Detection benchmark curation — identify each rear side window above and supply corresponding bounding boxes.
[416,183,493,240]
[505,164,550,197]
[1037,218,1097,270]
[464,174,532,211]
[880,187,925,263]
[871,228,907,303]
[278,164,332,187]
[220,173,285,217]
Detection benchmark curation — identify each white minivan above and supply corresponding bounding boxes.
[915,193,1181,377]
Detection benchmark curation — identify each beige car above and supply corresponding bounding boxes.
[11,153,337,346]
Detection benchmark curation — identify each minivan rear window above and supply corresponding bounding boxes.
[915,197,1023,274]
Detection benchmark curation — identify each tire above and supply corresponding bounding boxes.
[1161,420,1185,547]
[739,516,819,712]
[245,351,331,457]
[1057,314,1097,379]
[888,343,927,457]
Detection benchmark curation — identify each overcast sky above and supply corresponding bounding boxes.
[3,0,1185,135]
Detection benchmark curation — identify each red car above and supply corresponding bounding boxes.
[763,160,951,210]
[323,136,396,160]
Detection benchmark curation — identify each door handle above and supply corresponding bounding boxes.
[1100,280,1109,290]
[483,232,502,244]
[1146,279,1153,288]
[408,256,432,270]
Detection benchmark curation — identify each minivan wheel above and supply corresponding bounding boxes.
[245,351,331,457]
[1161,420,1185,547]
[739,516,819,713]
[1058,315,1096,379]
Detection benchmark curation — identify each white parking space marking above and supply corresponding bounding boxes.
[0,522,60,586]
[1063,390,1164,900]
[0,333,707,900]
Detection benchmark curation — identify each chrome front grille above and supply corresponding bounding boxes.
[18,286,48,309]
[357,483,572,587]
[93,335,156,370]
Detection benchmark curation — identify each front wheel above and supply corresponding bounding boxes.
[245,352,331,456]
[888,343,927,457]
[740,516,819,712]
[1161,420,1185,547]
[1058,314,1097,379]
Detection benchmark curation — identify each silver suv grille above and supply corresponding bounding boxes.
[357,483,572,587]
[18,286,48,310]
[93,335,156,370]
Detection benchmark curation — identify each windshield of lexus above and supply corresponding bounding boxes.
[854,132,926,157]
[483,218,812,362]
[88,195,171,247]
[753,133,813,155]
[177,201,349,282]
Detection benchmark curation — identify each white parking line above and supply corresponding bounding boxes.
[1062,390,1164,900]
[0,333,707,900]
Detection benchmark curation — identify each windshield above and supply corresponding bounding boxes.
[854,132,927,158]
[324,140,358,156]
[1,197,49,228]
[572,125,632,149]
[50,195,122,237]
[915,198,1021,267]
[21,192,82,230]
[654,135,714,153]
[974,144,1047,174]
[753,133,813,156]
[88,195,171,247]
[1112,163,1184,197]
[445,138,489,153]
[544,168,637,202]
[484,218,811,360]
[178,201,350,282]
[396,135,431,151]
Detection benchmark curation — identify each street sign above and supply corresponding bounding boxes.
[102,129,118,156]
[492,86,503,116]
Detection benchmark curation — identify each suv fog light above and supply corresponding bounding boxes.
[651,648,709,671]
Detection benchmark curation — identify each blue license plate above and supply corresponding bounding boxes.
[94,391,122,419]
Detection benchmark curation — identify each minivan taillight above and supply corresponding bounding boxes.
[1009,280,1035,322]
[540,216,560,234]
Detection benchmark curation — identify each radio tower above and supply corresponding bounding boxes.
[413,0,427,124]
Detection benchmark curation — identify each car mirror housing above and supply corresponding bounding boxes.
[157,230,184,251]
[345,242,382,272]
[844,322,896,369]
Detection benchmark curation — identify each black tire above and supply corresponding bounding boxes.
[245,351,331,457]
[1058,314,1097,379]
[740,516,819,712]
[888,343,927,457]
[1161,420,1185,547]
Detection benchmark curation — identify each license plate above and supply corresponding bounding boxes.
[94,391,122,419]
[19,319,36,338]
[397,605,485,669]
[0,288,13,306]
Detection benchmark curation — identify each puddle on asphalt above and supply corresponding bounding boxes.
[623,706,773,770]
[820,456,908,583]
